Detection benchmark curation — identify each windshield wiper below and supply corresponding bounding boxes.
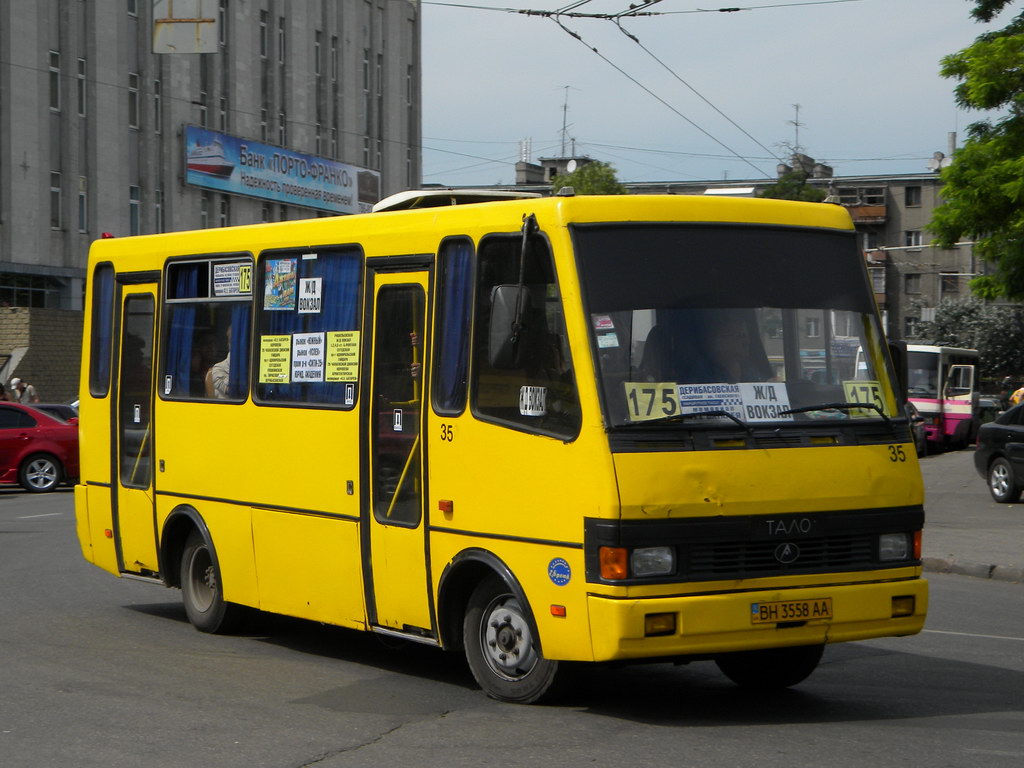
[622,409,754,434]
[779,402,891,426]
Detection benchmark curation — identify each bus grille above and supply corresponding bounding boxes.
[685,533,876,580]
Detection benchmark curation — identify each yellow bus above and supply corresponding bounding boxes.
[75,191,927,703]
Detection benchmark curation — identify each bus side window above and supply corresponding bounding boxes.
[432,237,474,415]
[89,262,115,397]
[471,233,580,438]
[162,258,253,402]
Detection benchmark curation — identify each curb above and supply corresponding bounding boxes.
[923,556,1024,584]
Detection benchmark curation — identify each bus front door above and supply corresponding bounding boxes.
[365,269,433,636]
[113,285,159,575]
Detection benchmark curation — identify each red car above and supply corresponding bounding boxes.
[0,402,79,492]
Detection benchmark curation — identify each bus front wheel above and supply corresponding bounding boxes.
[463,575,558,704]
[715,644,824,689]
[180,529,244,634]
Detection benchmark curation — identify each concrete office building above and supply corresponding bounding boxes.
[0,0,421,399]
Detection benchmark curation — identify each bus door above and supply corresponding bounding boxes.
[113,284,159,575]
[944,362,976,440]
[364,267,433,636]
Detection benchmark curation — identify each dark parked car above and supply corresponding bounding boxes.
[974,403,1024,502]
[0,402,79,492]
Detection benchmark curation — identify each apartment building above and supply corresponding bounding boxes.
[0,0,421,399]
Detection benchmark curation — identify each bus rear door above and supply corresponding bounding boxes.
[364,264,433,637]
[113,283,159,574]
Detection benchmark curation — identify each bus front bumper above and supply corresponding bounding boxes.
[586,577,928,661]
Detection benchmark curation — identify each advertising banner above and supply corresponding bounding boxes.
[184,126,380,214]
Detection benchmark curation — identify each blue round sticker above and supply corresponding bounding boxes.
[548,558,571,586]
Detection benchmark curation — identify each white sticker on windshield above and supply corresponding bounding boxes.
[737,382,793,422]
[678,383,744,419]
[597,332,619,349]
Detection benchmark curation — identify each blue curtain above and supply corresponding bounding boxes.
[227,304,251,399]
[164,265,200,396]
[433,239,473,412]
[90,265,115,394]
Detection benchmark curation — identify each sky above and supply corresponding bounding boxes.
[420,0,1000,187]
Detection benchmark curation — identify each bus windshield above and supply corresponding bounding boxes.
[573,223,899,429]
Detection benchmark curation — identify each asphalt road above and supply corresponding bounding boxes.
[1,480,1022,768]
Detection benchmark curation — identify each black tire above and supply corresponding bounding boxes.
[988,457,1021,503]
[18,453,63,493]
[180,528,244,633]
[716,644,824,690]
[463,574,558,704]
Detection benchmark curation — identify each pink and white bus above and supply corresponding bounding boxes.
[906,344,979,450]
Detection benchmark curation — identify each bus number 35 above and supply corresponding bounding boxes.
[440,424,454,442]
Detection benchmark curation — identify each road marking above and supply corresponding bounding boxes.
[924,629,1024,642]
[16,512,64,519]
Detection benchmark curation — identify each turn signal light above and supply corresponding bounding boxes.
[913,530,922,560]
[599,546,628,580]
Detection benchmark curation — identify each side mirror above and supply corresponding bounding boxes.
[888,340,908,406]
[488,284,531,369]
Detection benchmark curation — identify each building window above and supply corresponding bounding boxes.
[363,137,370,166]
[77,58,86,116]
[78,177,88,233]
[259,11,268,57]
[315,123,322,155]
[260,108,268,141]
[314,31,322,76]
[330,127,338,159]
[129,186,141,235]
[870,266,885,294]
[905,186,922,207]
[261,204,271,223]
[127,0,138,16]
[805,316,821,338]
[155,189,163,233]
[905,316,920,338]
[49,51,61,111]
[941,273,960,295]
[219,96,228,131]
[153,79,162,133]
[219,197,229,228]
[128,73,140,128]
[905,273,921,294]
[278,111,286,145]
[50,172,61,229]
[277,16,285,62]
[218,0,227,46]
[200,193,210,228]
[904,230,923,248]
[331,35,338,80]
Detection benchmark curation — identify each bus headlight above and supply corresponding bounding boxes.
[879,533,910,562]
[631,546,675,576]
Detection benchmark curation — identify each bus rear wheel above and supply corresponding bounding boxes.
[715,644,824,689]
[463,575,558,704]
[180,529,244,634]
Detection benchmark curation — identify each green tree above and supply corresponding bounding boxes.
[930,1,1024,299]
[550,160,626,195]
[757,169,826,202]
[917,296,1024,378]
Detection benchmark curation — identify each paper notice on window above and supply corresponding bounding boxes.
[291,332,325,382]
[326,331,360,381]
[259,334,291,383]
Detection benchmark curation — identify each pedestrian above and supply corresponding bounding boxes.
[1011,384,1024,408]
[9,377,40,404]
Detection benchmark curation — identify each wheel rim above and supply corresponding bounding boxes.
[991,463,1010,498]
[186,546,216,613]
[25,458,58,490]
[480,595,539,681]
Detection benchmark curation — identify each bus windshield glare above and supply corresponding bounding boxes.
[574,223,898,428]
